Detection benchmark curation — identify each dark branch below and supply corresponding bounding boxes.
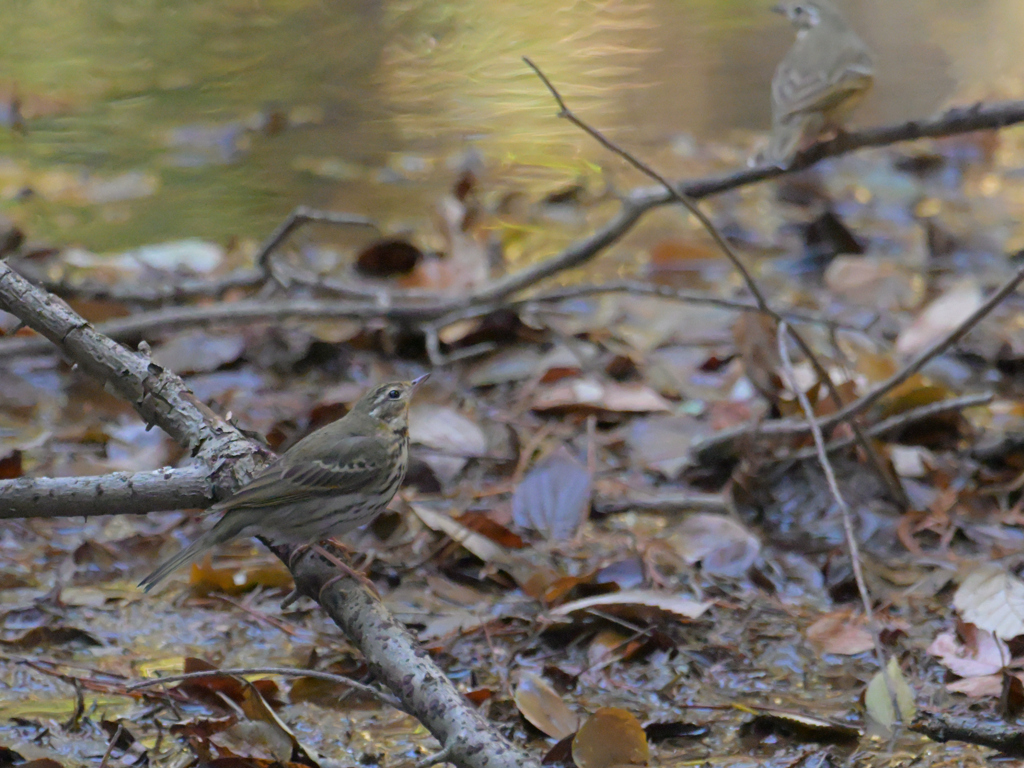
[694,260,1024,461]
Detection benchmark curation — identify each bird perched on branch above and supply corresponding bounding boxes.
[140,374,428,592]
[764,0,874,167]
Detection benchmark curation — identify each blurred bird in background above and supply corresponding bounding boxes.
[764,0,874,167]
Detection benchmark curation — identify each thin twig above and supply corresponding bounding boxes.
[695,261,1024,460]
[254,205,379,279]
[0,280,849,361]
[777,321,901,724]
[128,666,404,711]
[781,392,993,463]
[99,722,125,768]
[523,56,770,313]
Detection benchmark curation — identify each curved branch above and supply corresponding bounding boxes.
[0,279,848,360]
[0,262,266,489]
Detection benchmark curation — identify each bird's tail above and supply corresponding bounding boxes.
[139,523,232,592]
[764,113,820,168]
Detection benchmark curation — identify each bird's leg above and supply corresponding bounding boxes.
[311,541,380,600]
[287,542,314,571]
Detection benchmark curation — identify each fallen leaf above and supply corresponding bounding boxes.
[741,707,861,743]
[626,416,699,479]
[514,672,580,739]
[0,449,22,479]
[0,626,101,650]
[572,707,649,768]
[807,611,875,656]
[927,627,1010,679]
[532,377,672,414]
[953,565,1024,640]
[864,657,916,730]
[667,513,760,577]
[512,445,591,541]
[733,313,783,406]
[152,330,246,375]
[550,589,711,621]
[355,238,422,277]
[410,403,488,484]
[896,280,982,356]
[410,503,533,586]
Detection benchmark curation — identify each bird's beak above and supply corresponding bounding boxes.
[411,373,430,389]
[771,2,786,14]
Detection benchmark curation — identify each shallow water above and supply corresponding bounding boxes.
[0,0,1020,252]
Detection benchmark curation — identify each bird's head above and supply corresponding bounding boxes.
[354,374,429,427]
[772,1,839,30]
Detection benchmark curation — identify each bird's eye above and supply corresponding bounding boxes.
[388,389,401,400]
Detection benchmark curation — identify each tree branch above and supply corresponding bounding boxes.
[0,279,849,360]
[693,260,1024,462]
[281,543,537,768]
[0,465,212,520]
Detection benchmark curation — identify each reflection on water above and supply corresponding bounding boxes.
[0,0,1019,252]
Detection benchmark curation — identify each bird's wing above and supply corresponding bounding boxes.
[773,36,873,120]
[218,434,390,511]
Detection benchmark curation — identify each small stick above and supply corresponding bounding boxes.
[777,321,903,724]
[128,666,404,711]
[99,722,125,768]
[695,261,1024,459]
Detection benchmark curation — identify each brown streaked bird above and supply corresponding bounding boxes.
[140,374,428,592]
[765,0,874,167]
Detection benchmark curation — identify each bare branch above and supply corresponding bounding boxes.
[278,542,539,768]
[782,392,993,463]
[0,465,212,520]
[777,320,901,722]
[694,261,1024,462]
[128,666,404,711]
[0,280,848,360]
[254,205,380,281]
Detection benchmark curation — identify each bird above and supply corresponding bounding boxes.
[764,0,874,167]
[139,374,428,592]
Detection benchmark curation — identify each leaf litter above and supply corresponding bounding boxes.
[8,91,1024,768]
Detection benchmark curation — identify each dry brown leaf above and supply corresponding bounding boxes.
[550,589,711,621]
[733,312,783,406]
[410,503,533,586]
[572,707,649,768]
[513,672,580,740]
[954,565,1024,640]
[896,279,982,356]
[532,377,672,414]
[806,611,874,656]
